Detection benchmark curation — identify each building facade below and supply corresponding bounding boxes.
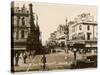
[11,4,30,51]
[47,17,69,49]
[11,2,41,57]
[69,21,97,41]
[48,24,68,49]
[56,25,67,47]
[68,13,97,51]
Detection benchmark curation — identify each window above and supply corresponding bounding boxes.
[87,33,91,40]
[21,30,24,39]
[22,17,25,25]
[79,25,82,30]
[78,33,85,40]
[87,25,90,30]
[14,31,16,39]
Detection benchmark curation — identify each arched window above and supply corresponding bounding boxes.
[22,17,25,25]
[79,25,82,30]
[87,25,90,30]
[21,30,24,39]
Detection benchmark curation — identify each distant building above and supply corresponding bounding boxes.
[48,32,57,47]
[48,24,67,49]
[56,25,67,47]
[48,17,69,49]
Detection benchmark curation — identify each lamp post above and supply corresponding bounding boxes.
[65,17,69,53]
[73,48,77,66]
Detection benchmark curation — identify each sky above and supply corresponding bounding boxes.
[13,1,97,45]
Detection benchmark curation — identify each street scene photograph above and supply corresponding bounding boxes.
[11,1,97,72]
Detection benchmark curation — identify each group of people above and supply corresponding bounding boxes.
[14,51,47,70]
[15,52,27,66]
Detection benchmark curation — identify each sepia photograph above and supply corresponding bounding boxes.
[11,1,97,72]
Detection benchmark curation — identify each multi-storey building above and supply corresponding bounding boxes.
[68,13,97,51]
[11,3,41,56]
[11,5,30,51]
[56,25,67,47]
[48,17,68,49]
[48,24,68,48]
[69,21,97,41]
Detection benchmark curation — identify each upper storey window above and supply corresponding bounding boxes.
[79,25,82,30]
[22,17,25,26]
[87,25,90,30]
[21,30,24,39]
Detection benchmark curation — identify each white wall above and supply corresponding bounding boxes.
[69,22,97,40]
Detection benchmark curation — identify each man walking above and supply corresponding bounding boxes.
[23,52,27,64]
[41,54,47,70]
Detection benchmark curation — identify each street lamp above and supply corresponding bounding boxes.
[73,48,77,66]
[65,17,69,53]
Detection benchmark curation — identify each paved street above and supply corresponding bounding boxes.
[14,51,74,72]
[14,50,95,72]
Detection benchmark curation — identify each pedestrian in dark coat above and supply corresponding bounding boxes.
[41,54,47,70]
[23,52,27,64]
[15,53,19,66]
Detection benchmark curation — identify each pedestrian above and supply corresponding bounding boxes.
[15,53,19,66]
[73,48,77,61]
[23,52,27,64]
[41,54,47,70]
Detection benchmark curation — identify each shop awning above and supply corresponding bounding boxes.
[11,47,26,50]
[67,40,85,45]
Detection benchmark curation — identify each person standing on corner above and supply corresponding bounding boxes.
[41,54,47,70]
[15,53,19,66]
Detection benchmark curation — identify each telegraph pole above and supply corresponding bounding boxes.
[65,17,69,53]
